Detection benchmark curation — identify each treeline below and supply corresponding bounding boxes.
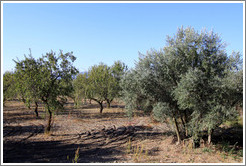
[3,27,243,145]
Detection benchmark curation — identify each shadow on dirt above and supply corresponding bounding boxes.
[3,124,44,138]
[212,126,243,147]
[3,139,124,163]
[4,114,44,124]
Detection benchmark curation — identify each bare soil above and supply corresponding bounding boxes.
[3,100,243,163]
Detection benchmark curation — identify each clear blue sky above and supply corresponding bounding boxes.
[3,2,244,73]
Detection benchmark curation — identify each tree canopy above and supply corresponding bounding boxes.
[13,50,78,133]
[121,27,243,144]
[73,61,127,113]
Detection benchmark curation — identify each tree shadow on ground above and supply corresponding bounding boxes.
[3,124,44,138]
[4,114,44,124]
[3,139,124,163]
[212,126,243,147]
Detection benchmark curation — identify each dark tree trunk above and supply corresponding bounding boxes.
[99,102,103,113]
[34,101,39,117]
[45,105,52,134]
[173,117,181,145]
[90,98,104,113]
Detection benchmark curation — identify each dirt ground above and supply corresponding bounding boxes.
[3,100,243,163]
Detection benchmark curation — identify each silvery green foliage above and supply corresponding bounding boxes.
[121,26,243,141]
[120,70,141,117]
[173,68,239,138]
[221,51,243,107]
[153,102,174,123]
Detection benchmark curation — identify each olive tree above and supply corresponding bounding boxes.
[121,27,243,145]
[173,33,243,144]
[85,63,113,113]
[73,61,127,113]
[14,50,78,133]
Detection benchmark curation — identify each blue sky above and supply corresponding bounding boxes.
[3,2,244,73]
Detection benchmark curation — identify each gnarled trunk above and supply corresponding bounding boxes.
[34,101,39,117]
[45,105,52,134]
[90,98,104,114]
[99,102,103,113]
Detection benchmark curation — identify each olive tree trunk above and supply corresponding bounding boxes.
[173,117,181,145]
[34,101,39,117]
[45,104,52,134]
[91,98,104,113]
[99,102,104,113]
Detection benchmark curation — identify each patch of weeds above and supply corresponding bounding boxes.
[67,147,80,163]
[72,147,80,163]
[232,149,243,161]
[202,147,213,153]
[221,141,237,155]
[125,138,149,162]
[217,141,242,162]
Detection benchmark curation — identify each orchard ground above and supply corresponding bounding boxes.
[3,99,243,163]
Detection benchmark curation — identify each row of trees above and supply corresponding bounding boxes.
[3,50,127,132]
[120,27,243,145]
[3,27,243,145]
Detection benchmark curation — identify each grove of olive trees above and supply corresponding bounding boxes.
[3,27,243,147]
